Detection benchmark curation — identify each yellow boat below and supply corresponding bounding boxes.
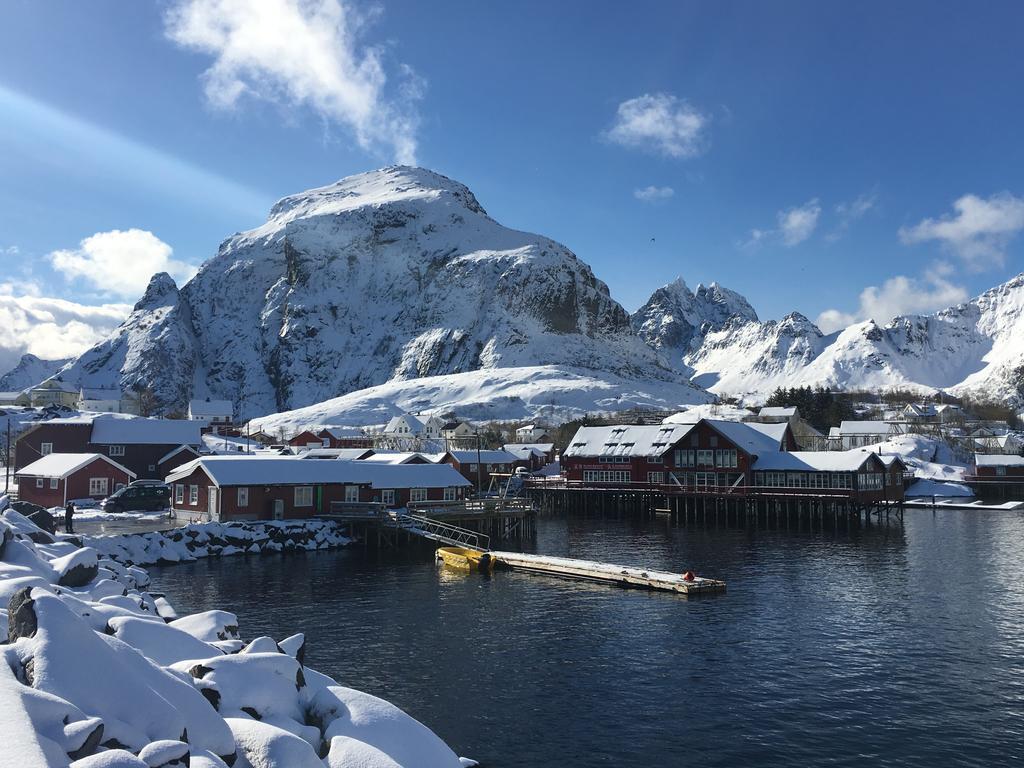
[436,546,495,571]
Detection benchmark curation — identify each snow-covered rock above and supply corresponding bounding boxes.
[0,509,469,767]
[55,166,705,420]
[0,354,70,392]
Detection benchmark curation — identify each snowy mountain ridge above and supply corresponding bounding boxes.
[54,166,709,419]
[0,353,70,392]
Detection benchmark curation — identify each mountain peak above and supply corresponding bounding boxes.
[134,272,179,311]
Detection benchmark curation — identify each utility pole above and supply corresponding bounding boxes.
[475,430,482,495]
[5,421,10,494]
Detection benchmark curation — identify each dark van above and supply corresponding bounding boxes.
[100,484,171,513]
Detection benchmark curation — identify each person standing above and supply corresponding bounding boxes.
[64,500,75,534]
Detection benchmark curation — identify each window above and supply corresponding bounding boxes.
[715,449,738,468]
[49,477,58,489]
[695,472,717,487]
[583,470,631,483]
[808,473,829,489]
[709,436,718,447]
[36,478,43,488]
[443,486,457,501]
[410,488,428,503]
[763,472,787,487]
[696,450,714,466]
[674,449,695,468]
[996,466,1007,477]
[647,472,664,484]
[175,484,184,504]
[599,456,629,464]
[647,455,663,465]
[40,442,53,456]
[189,485,198,504]
[469,463,478,472]
[381,489,396,506]
[294,486,313,507]
[237,487,249,507]
[833,474,851,489]
[89,477,108,496]
[109,445,125,457]
[787,473,807,488]
[344,485,359,502]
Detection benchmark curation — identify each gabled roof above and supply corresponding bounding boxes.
[752,451,878,472]
[703,419,784,456]
[745,422,790,449]
[300,448,375,460]
[503,443,555,459]
[319,426,366,439]
[447,449,519,464]
[90,416,203,446]
[838,420,896,435]
[80,388,122,400]
[158,444,202,465]
[974,454,1024,467]
[17,452,136,479]
[360,451,438,465]
[384,413,424,433]
[188,399,233,417]
[563,424,694,458]
[166,456,471,489]
[758,406,797,418]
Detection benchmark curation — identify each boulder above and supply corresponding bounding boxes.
[138,739,190,767]
[51,548,100,587]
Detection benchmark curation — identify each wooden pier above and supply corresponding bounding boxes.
[488,551,726,595]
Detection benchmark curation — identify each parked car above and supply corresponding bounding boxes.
[100,484,171,513]
[128,479,168,487]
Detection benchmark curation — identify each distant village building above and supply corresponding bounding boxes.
[287,430,324,451]
[383,413,425,438]
[16,453,135,507]
[755,406,799,424]
[504,442,556,470]
[829,421,900,450]
[441,420,475,441]
[76,387,140,414]
[166,456,471,521]
[317,426,373,449]
[187,399,234,424]
[969,454,1024,500]
[0,391,30,407]
[750,451,907,503]
[442,449,519,488]
[28,380,79,408]
[515,424,549,442]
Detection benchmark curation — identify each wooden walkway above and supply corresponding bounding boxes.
[488,551,726,595]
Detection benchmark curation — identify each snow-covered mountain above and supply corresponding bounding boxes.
[54,166,708,419]
[635,273,1024,405]
[0,353,70,391]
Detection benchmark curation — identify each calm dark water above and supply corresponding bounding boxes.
[150,511,1024,767]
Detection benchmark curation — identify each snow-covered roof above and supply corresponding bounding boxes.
[503,443,555,459]
[17,452,136,479]
[904,403,937,417]
[752,451,877,472]
[758,406,797,418]
[188,399,233,417]
[447,449,519,464]
[384,413,424,433]
[80,388,122,400]
[704,420,785,456]
[746,422,790,448]
[158,444,201,464]
[319,426,365,439]
[90,416,203,446]
[360,451,439,465]
[0,391,25,400]
[300,448,375,460]
[974,454,1024,467]
[166,456,471,488]
[563,424,694,458]
[838,420,896,435]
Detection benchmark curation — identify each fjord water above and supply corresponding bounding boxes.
[151,511,1024,767]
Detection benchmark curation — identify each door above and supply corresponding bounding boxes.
[207,487,217,520]
[272,498,285,520]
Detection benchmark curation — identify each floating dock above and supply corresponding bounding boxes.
[488,551,726,595]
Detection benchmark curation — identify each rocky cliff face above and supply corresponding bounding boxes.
[56,167,702,418]
[0,354,70,391]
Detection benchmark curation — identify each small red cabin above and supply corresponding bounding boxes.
[17,453,136,507]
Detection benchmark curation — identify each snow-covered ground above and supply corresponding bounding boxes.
[0,506,474,766]
[859,434,973,497]
[248,364,712,435]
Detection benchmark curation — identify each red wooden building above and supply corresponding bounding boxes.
[442,449,521,489]
[318,427,374,449]
[165,456,471,522]
[968,454,1024,500]
[17,453,135,507]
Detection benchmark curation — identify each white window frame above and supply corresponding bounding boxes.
[35,478,44,488]
[647,471,664,484]
[237,486,249,507]
[89,477,108,496]
[49,477,58,489]
[108,445,125,457]
[175,484,184,504]
[381,489,396,506]
[443,486,457,501]
[294,486,313,507]
[410,488,428,503]
[189,485,199,505]
[344,485,359,503]
[40,442,53,456]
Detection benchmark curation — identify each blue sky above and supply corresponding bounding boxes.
[1,0,1023,370]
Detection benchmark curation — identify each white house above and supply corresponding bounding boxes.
[756,406,799,424]
[421,415,446,439]
[187,399,234,424]
[441,420,476,441]
[78,388,125,413]
[384,413,425,437]
[515,424,549,442]
[830,420,900,449]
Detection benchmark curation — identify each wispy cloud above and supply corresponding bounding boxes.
[0,293,131,374]
[605,93,710,159]
[48,229,196,300]
[898,192,1024,270]
[743,199,820,248]
[164,0,422,164]
[826,191,877,242]
[634,185,675,202]
[816,263,967,333]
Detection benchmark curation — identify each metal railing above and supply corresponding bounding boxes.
[390,512,490,550]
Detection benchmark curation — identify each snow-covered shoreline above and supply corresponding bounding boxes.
[1,508,475,767]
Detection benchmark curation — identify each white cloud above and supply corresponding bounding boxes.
[778,199,821,246]
[743,199,820,248]
[48,229,195,300]
[2,245,18,256]
[898,192,1024,269]
[0,293,130,375]
[815,265,967,333]
[634,185,675,202]
[606,93,709,158]
[827,191,877,241]
[164,0,422,164]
